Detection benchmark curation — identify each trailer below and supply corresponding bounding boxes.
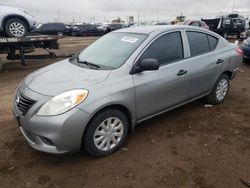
[0,35,68,66]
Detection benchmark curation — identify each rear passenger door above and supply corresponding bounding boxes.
[186,31,223,98]
[133,31,192,120]
[45,24,56,35]
[88,25,98,36]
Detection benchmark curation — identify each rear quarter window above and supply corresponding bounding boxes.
[208,35,218,51]
[187,31,210,56]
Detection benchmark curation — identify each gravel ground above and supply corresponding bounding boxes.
[0,37,250,188]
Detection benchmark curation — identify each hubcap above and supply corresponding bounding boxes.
[9,22,25,37]
[94,117,124,151]
[216,79,228,101]
[57,32,63,36]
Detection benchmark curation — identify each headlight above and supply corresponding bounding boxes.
[37,89,88,116]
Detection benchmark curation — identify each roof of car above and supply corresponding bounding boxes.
[114,25,199,34]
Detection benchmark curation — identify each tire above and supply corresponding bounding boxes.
[206,74,230,105]
[57,31,64,36]
[83,109,129,157]
[4,18,28,37]
[223,32,228,39]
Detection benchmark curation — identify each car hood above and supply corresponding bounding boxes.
[24,59,111,96]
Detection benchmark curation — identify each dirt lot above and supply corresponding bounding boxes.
[0,37,250,188]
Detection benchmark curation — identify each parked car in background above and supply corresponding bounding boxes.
[0,5,36,37]
[31,23,71,36]
[103,23,126,32]
[240,27,250,40]
[184,20,209,29]
[241,38,250,61]
[71,24,105,36]
[155,22,169,25]
[202,14,246,39]
[13,25,242,157]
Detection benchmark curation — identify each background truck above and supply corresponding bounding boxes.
[202,14,246,39]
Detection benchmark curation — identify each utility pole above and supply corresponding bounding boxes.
[58,9,61,23]
[232,0,236,12]
[137,12,140,25]
[157,5,160,23]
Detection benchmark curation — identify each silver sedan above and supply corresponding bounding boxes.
[13,25,242,156]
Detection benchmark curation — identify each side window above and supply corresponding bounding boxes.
[42,24,49,29]
[48,24,56,29]
[208,35,218,51]
[187,31,210,56]
[191,22,200,27]
[86,25,92,29]
[59,24,65,29]
[140,32,184,65]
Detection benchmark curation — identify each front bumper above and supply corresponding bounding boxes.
[13,83,91,154]
[26,16,37,30]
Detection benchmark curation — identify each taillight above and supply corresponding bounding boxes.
[235,47,244,56]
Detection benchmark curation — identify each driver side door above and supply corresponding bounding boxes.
[132,31,192,120]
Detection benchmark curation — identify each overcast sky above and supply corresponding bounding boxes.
[1,0,250,23]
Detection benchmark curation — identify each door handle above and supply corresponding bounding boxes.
[177,69,188,76]
[216,59,224,64]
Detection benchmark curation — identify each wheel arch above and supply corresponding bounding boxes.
[81,104,135,150]
[222,71,233,80]
[2,15,30,31]
[88,104,134,131]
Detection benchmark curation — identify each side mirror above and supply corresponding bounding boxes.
[131,58,159,74]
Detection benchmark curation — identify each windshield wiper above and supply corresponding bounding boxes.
[77,60,101,69]
[69,54,100,69]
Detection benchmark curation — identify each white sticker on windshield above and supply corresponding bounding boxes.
[121,36,138,43]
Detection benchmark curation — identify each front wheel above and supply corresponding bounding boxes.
[4,18,28,37]
[206,74,230,105]
[57,31,64,36]
[83,109,129,157]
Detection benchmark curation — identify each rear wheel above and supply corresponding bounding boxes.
[4,18,28,37]
[83,109,129,157]
[206,74,230,105]
[57,31,64,36]
[223,32,228,39]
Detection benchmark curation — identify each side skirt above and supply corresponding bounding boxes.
[136,92,210,125]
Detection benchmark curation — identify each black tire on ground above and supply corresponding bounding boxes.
[223,32,228,39]
[83,109,129,157]
[57,31,64,36]
[4,18,28,37]
[206,74,230,105]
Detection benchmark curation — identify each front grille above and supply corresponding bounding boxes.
[16,92,36,116]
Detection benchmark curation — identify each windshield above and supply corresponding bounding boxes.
[78,33,147,69]
[223,18,231,25]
